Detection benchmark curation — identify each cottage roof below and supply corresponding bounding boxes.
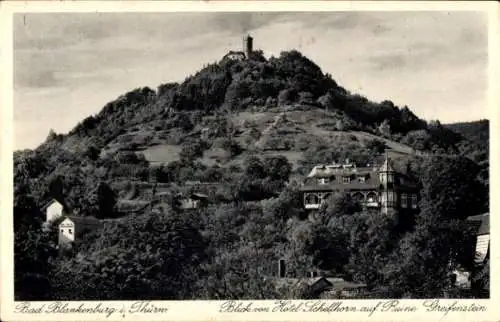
[223,51,246,60]
[275,277,367,291]
[191,193,208,200]
[325,278,367,290]
[40,198,63,211]
[467,213,489,235]
[303,153,419,193]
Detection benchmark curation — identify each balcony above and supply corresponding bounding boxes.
[304,203,321,210]
[364,201,380,208]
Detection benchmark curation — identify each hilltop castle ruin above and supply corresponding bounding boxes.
[223,35,254,60]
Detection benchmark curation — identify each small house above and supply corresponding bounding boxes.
[41,199,65,223]
[58,216,102,246]
[467,213,489,265]
[179,193,208,210]
[450,213,490,290]
[275,276,367,299]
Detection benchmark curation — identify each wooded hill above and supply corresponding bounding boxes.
[14,49,489,300]
[14,49,488,212]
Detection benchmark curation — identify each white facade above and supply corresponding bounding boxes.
[475,234,490,264]
[46,200,63,223]
[58,218,75,245]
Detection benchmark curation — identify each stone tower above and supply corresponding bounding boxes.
[243,35,253,59]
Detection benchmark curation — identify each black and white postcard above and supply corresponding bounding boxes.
[1,1,498,321]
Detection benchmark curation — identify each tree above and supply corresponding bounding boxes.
[472,258,489,298]
[320,192,362,218]
[365,138,387,154]
[179,140,206,162]
[263,155,292,183]
[420,155,488,220]
[48,175,65,202]
[379,155,485,298]
[50,210,208,300]
[345,211,397,288]
[261,186,304,222]
[97,182,117,219]
[14,205,57,300]
[84,145,101,161]
[243,156,266,180]
[382,211,470,298]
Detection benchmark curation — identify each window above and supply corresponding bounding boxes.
[401,193,408,208]
[319,178,330,185]
[366,192,378,203]
[343,176,351,184]
[380,173,394,184]
[69,229,73,234]
[358,176,366,183]
[60,229,64,233]
[383,191,396,207]
[305,194,319,205]
[411,194,418,209]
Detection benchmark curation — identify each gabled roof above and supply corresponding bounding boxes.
[467,213,489,235]
[40,198,62,211]
[275,277,367,291]
[191,193,208,200]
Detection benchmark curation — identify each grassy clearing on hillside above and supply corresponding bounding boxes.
[142,144,182,165]
[228,150,304,171]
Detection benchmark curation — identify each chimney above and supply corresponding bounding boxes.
[278,259,286,278]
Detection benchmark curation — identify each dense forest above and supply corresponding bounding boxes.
[14,49,489,300]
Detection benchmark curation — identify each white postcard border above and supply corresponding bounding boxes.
[1,1,499,321]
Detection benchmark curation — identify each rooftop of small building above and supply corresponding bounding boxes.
[274,276,367,290]
[467,213,489,235]
[307,155,399,179]
[40,198,63,211]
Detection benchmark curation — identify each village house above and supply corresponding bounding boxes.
[274,259,367,299]
[300,152,420,214]
[40,198,103,247]
[57,216,103,247]
[41,199,65,223]
[467,213,490,265]
[178,192,209,210]
[450,213,489,291]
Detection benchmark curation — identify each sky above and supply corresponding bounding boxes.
[13,11,488,150]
